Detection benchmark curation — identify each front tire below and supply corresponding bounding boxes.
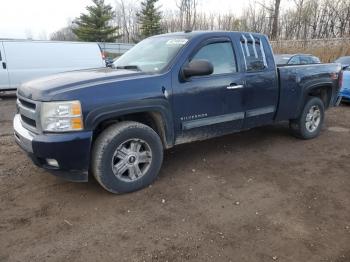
[290,97,325,139]
[92,121,163,194]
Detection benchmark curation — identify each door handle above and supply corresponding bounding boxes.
[227,84,244,90]
[2,62,6,69]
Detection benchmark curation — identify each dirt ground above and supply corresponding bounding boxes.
[0,92,350,262]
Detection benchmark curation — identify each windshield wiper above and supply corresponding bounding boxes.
[115,65,141,71]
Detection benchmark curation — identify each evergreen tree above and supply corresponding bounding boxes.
[73,0,119,42]
[138,0,162,38]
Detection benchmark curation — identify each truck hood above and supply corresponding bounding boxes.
[18,68,147,101]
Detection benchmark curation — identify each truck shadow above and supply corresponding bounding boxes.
[160,122,293,179]
[83,123,294,194]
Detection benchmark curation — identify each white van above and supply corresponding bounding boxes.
[0,40,105,90]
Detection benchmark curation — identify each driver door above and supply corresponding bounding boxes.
[172,38,245,144]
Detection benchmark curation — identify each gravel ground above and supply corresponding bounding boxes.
[0,93,350,262]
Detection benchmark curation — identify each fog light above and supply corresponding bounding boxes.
[46,158,59,168]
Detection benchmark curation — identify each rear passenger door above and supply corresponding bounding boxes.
[0,42,10,90]
[238,34,279,128]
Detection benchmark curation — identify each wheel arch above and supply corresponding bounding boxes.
[86,100,175,149]
[306,83,333,108]
[296,83,333,117]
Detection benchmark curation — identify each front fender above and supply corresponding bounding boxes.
[85,98,175,147]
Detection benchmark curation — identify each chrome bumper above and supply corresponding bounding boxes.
[13,114,34,153]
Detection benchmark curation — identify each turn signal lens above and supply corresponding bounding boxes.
[71,117,83,130]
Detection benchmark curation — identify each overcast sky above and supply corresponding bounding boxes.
[0,0,253,39]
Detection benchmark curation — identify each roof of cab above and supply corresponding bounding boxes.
[152,30,267,39]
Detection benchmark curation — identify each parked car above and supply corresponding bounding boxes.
[0,40,105,90]
[14,31,341,194]
[339,68,350,102]
[335,56,350,102]
[274,54,321,65]
[334,56,350,70]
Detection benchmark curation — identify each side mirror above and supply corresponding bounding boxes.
[342,64,349,70]
[182,59,214,78]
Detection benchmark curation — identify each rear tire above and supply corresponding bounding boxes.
[290,97,325,139]
[92,121,163,194]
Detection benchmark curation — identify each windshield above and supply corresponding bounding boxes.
[113,36,189,73]
[334,56,350,66]
[274,55,292,65]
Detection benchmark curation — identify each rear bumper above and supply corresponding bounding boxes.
[13,114,92,182]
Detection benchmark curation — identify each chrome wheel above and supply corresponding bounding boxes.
[111,138,152,182]
[305,105,321,132]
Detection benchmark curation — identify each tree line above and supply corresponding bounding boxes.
[51,0,350,43]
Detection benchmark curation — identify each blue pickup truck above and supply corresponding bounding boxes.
[14,31,342,193]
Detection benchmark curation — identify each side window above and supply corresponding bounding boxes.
[311,56,320,64]
[300,56,309,64]
[306,57,314,64]
[289,56,300,65]
[0,50,2,61]
[191,42,237,75]
[240,34,267,72]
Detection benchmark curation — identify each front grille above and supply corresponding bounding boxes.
[17,96,40,133]
[21,115,36,128]
[18,98,36,110]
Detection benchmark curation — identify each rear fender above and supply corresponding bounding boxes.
[296,82,333,118]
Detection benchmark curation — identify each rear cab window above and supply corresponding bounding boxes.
[239,34,268,72]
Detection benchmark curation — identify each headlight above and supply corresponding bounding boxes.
[41,101,83,132]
